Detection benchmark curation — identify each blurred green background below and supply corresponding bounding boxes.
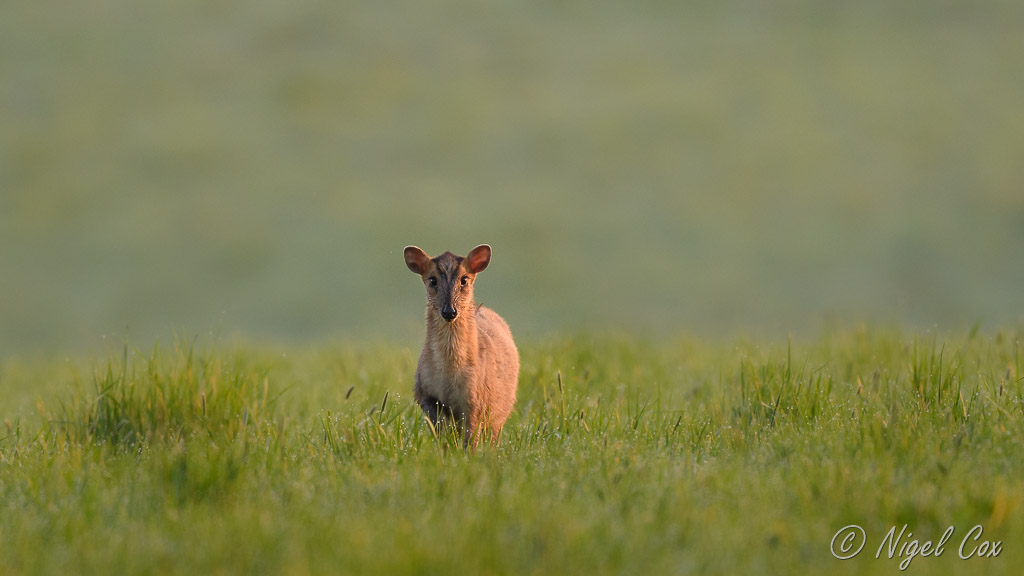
[2,1,1023,355]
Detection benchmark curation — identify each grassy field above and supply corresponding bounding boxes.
[3,2,1024,573]
[1,328,1022,575]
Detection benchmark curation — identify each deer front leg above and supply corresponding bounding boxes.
[463,408,487,450]
[414,376,443,425]
[419,396,440,424]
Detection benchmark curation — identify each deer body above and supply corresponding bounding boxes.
[404,245,519,446]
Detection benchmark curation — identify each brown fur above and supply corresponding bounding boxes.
[404,244,519,447]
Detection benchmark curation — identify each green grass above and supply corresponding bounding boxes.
[2,328,1023,575]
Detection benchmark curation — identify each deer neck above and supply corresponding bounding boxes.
[427,306,478,372]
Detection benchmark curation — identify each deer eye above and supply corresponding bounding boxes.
[428,277,437,287]
[460,276,469,286]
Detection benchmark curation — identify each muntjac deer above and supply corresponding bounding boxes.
[404,244,519,447]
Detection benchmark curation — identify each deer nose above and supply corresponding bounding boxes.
[441,305,458,321]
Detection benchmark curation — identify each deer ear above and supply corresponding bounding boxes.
[404,246,430,275]
[465,244,491,274]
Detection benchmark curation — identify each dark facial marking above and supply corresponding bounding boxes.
[434,252,463,280]
[430,252,468,321]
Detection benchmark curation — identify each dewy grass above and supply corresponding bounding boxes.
[1,328,1023,575]
[49,341,274,450]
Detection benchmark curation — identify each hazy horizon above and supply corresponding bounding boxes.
[3,1,1023,356]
